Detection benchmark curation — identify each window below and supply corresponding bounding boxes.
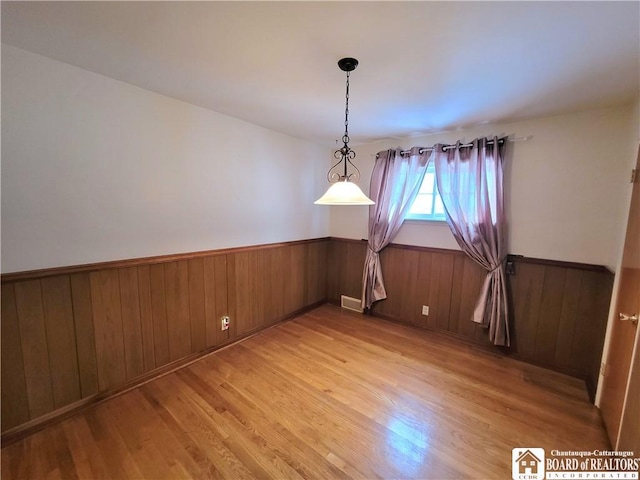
[406,162,446,221]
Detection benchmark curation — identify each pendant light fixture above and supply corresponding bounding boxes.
[315,58,374,205]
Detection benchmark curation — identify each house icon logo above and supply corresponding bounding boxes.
[512,448,545,480]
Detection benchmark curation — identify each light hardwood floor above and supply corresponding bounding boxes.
[1,304,609,479]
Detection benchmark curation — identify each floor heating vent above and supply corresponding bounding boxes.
[341,295,363,313]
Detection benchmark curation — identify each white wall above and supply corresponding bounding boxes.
[330,104,636,269]
[1,45,330,273]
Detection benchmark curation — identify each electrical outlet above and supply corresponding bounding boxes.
[221,316,230,331]
[422,305,429,316]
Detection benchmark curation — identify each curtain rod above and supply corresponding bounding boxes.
[374,136,530,158]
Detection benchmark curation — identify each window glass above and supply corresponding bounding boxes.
[406,163,446,222]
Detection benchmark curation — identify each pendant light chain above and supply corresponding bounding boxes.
[341,70,352,178]
[343,70,350,146]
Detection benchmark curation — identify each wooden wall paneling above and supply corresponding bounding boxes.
[0,238,615,439]
[271,247,285,322]
[570,271,602,375]
[280,246,292,314]
[415,251,434,329]
[510,262,545,360]
[136,266,157,372]
[506,264,520,353]
[304,243,315,306]
[447,254,466,334]
[203,255,220,347]
[326,239,613,391]
[337,240,351,302]
[229,251,250,337]
[284,244,303,314]
[1,283,30,429]
[438,252,458,333]
[301,243,311,308]
[426,251,444,329]
[533,266,568,365]
[574,271,613,396]
[240,251,262,337]
[233,251,251,335]
[214,255,229,344]
[260,248,278,326]
[307,241,327,305]
[332,239,349,303]
[334,241,365,302]
[89,270,127,391]
[332,241,345,303]
[148,264,170,368]
[164,261,192,361]
[347,242,366,301]
[401,249,421,325]
[40,275,81,408]
[326,240,339,303]
[1,239,338,437]
[225,253,239,341]
[214,255,229,345]
[553,269,583,370]
[203,255,228,347]
[381,247,397,319]
[319,240,329,302]
[187,258,207,354]
[257,249,270,326]
[377,247,420,325]
[69,273,99,397]
[118,267,145,380]
[14,280,55,418]
[249,250,262,332]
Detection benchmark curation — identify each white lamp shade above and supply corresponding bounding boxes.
[314,179,375,205]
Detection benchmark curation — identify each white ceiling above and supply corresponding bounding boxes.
[2,1,639,146]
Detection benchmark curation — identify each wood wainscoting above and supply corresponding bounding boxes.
[327,238,614,400]
[1,235,613,442]
[1,239,328,440]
